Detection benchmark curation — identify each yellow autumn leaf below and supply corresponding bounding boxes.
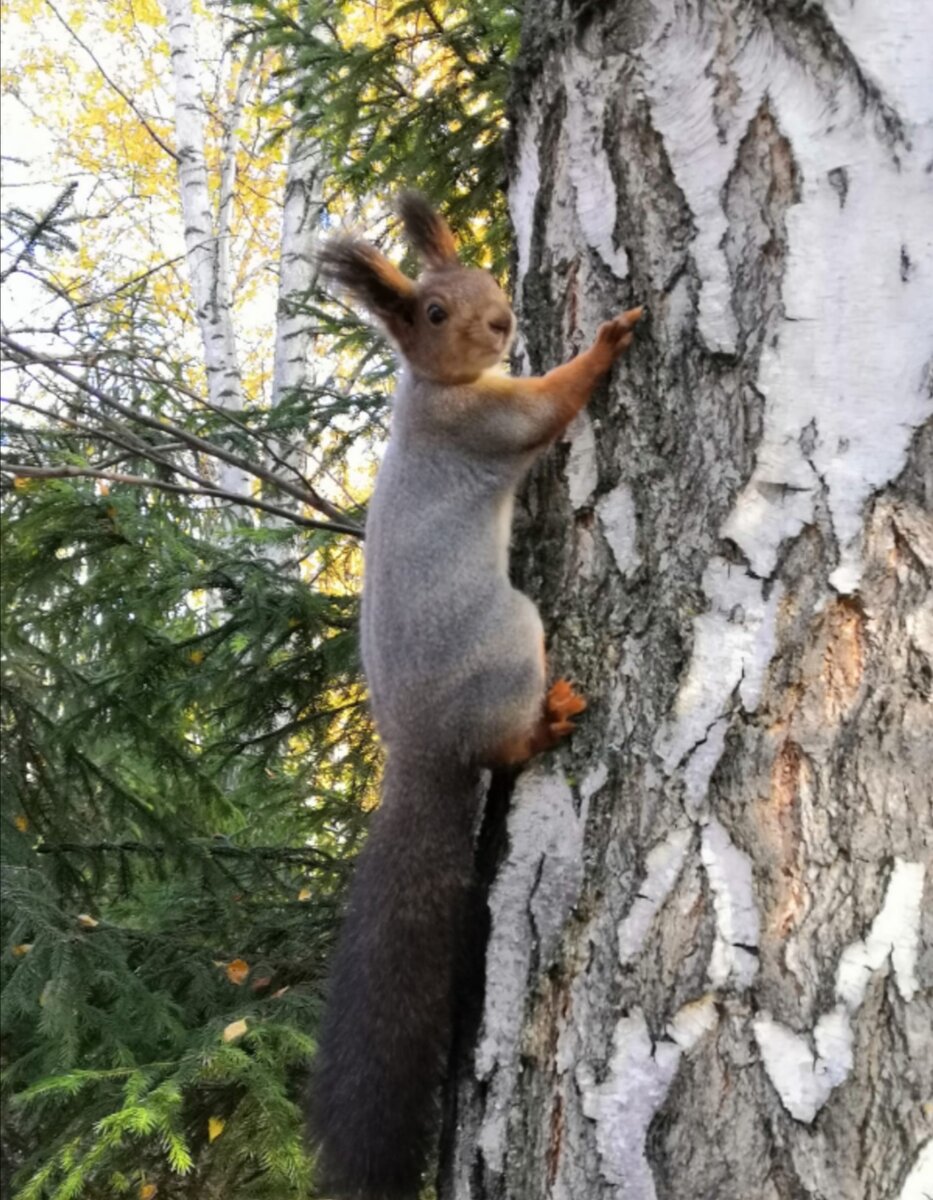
[12,944,33,957]
[222,1018,248,1043]
[224,958,249,985]
[208,1116,225,1142]
[76,913,99,928]
[14,814,29,832]
[132,0,165,26]
[140,1183,158,1199]
[297,885,312,902]
[188,649,205,665]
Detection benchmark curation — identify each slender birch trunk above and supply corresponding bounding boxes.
[271,133,324,411]
[443,4,933,1198]
[164,0,248,494]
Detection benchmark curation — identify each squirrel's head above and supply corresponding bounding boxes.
[318,193,514,385]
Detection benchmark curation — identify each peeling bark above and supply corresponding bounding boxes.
[442,3,933,1199]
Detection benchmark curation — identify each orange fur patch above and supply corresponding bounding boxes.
[361,246,416,297]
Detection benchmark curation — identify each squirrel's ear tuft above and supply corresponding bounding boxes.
[398,192,458,268]
[318,239,417,329]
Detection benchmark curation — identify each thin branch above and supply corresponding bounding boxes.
[124,361,328,502]
[1,392,249,504]
[69,252,189,313]
[37,355,328,504]
[227,699,363,749]
[1,395,188,483]
[43,0,180,164]
[42,0,179,164]
[0,333,360,529]
[36,839,338,866]
[0,461,363,536]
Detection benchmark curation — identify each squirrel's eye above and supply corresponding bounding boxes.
[426,303,447,325]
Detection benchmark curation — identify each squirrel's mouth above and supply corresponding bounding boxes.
[479,342,507,364]
[471,330,512,362]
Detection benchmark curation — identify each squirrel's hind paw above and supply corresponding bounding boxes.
[541,679,587,745]
[546,678,587,725]
[487,680,586,767]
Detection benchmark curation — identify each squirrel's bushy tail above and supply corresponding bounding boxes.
[308,753,480,1199]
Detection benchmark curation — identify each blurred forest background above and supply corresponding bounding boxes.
[0,1,518,1194]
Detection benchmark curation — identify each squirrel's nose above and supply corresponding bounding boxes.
[488,311,512,337]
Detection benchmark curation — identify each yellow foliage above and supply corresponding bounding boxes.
[131,0,164,27]
[1,0,288,400]
[208,1116,225,1142]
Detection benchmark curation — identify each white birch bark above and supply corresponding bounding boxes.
[443,3,933,1198]
[271,132,324,411]
[164,0,248,494]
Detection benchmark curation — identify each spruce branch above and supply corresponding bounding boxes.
[0,461,362,535]
[35,839,338,867]
[0,332,363,532]
[0,183,78,284]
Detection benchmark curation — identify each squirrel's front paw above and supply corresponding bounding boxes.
[595,306,644,360]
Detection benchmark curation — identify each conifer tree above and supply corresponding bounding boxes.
[1,2,519,1195]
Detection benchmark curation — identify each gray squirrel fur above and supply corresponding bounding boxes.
[307,194,642,1198]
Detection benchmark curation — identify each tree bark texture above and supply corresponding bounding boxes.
[442,4,932,1199]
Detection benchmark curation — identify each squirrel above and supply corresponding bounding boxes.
[307,193,642,1199]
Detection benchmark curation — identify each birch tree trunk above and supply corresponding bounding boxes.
[442,4,933,1199]
[271,132,324,411]
[164,0,248,494]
